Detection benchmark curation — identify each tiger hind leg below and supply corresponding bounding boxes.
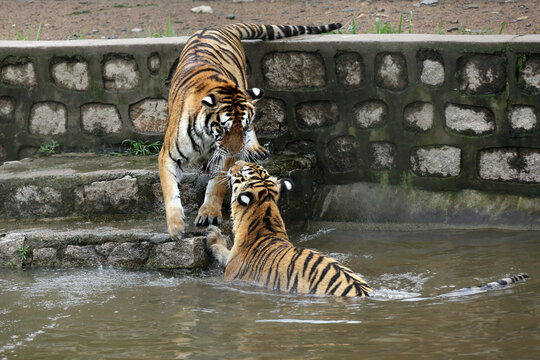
[206,225,230,266]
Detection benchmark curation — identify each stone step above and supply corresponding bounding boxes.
[0,215,232,271]
[0,153,315,220]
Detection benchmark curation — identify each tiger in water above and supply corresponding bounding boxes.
[206,161,373,297]
[159,23,342,239]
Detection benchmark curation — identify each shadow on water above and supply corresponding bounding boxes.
[1,228,539,359]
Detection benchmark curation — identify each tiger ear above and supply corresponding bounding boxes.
[280,178,294,193]
[246,88,264,102]
[202,94,217,108]
[237,191,254,206]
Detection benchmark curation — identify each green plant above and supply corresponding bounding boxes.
[16,245,30,261]
[112,139,162,156]
[400,171,414,190]
[498,21,507,35]
[146,15,176,38]
[379,172,389,190]
[38,140,60,156]
[13,22,42,40]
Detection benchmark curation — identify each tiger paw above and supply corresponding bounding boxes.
[195,204,223,227]
[246,144,269,161]
[166,209,186,240]
[205,225,222,245]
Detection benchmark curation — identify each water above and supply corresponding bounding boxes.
[1,229,539,359]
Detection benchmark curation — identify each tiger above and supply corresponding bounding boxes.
[437,273,529,298]
[159,22,342,239]
[206,160,373,297]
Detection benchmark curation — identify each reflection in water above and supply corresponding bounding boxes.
[1,229,538,359]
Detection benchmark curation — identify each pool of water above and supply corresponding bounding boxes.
[1,228,538,359]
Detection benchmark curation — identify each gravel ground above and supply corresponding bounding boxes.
[0,0,538,40]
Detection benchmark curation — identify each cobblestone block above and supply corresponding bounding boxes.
[335,52,364,87]
[81,103,122,134]
[420,59,444,86]
[33,248,58,267]
[520,55,540,93]
[410,145,461,177]
[445,103,495,135]
[149,237,207,270]
[0,234,25,267]
[353,100,388,129]
[459,54,506,94]
[0,96,15,118]
[479,148,540,183]
[404,102,434,132]
[129,98,168,133]
[147,53,161,73]
[51,60,90,91]
[508,105,537,132]
[253,98,287,136]
[74,175,138,214]
[262,52,326,89]
[327,136,357,172]
[368,142,396,170]
[63,245,102,266]
[375,53,407,91]
[103,57,140,90]
[296,101,339,128]
[29,102,67,135]
[106,242,151,267]
[6,185,63,217]
[1,61,36,87]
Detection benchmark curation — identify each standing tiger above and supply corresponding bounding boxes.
[160,23,342,239]
[206,161,373,297]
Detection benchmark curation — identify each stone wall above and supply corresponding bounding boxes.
[0,35,539,196]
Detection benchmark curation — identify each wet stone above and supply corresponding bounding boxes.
[445,103,495,135]
[103,58,140,90]
[520,56,540,93]
[0,97,15,118]
[29,102,67,136]
[32,248,58,267]
[296,101,339,129]
[508,105,537,132]
[74,175,138,214]
[479,148,540,183]
[51,60,90,91]
[420,59,444,86]
[459,55,506,94]
[0,145,7,161]
[253,98,287,136]
[1,61,37,87]
[335,52,364,87]
[63,245,103,266]
[375,53,408,91]
[150,237,207,270]
[81,103,122,134]
[262,52,326,89]
[368,142,396,170]
[404,102,434,132]
[129,98,168,133]
[410,146,461,177]
[6,185,63,218]
[327,136,357,172]
[353,100,388,129]
[0,233,25,267]
[106,242,151,268]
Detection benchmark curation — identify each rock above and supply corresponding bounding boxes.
[149,237,208,270]
[226,14,235,20]
[451,19,459,24]
[106,242,151,268]
[420,0,439,4]
[32,248,58,267]
[131,28,143,33]
[191,6,213,14]
[447,27,459,32]
[0,233,25,267]
[466,4,479,9]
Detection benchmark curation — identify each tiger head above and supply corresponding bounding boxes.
[227,161,294,209]
[201,84,264,166]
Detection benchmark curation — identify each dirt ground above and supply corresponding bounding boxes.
[0,0,538,40]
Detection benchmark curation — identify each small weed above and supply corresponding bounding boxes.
[38,140,60,156]
[146,15,176,38]
[13,22,42,40]
[436,24,443,35]
[112,139,162,156]
[16,245,30,261]
[400,171,414,190]
[498,21,507,35]
[379,173,389,190]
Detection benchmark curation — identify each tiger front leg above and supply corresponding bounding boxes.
[159,148,186,240]
[206,225,230,266]
[244,127,269,161]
